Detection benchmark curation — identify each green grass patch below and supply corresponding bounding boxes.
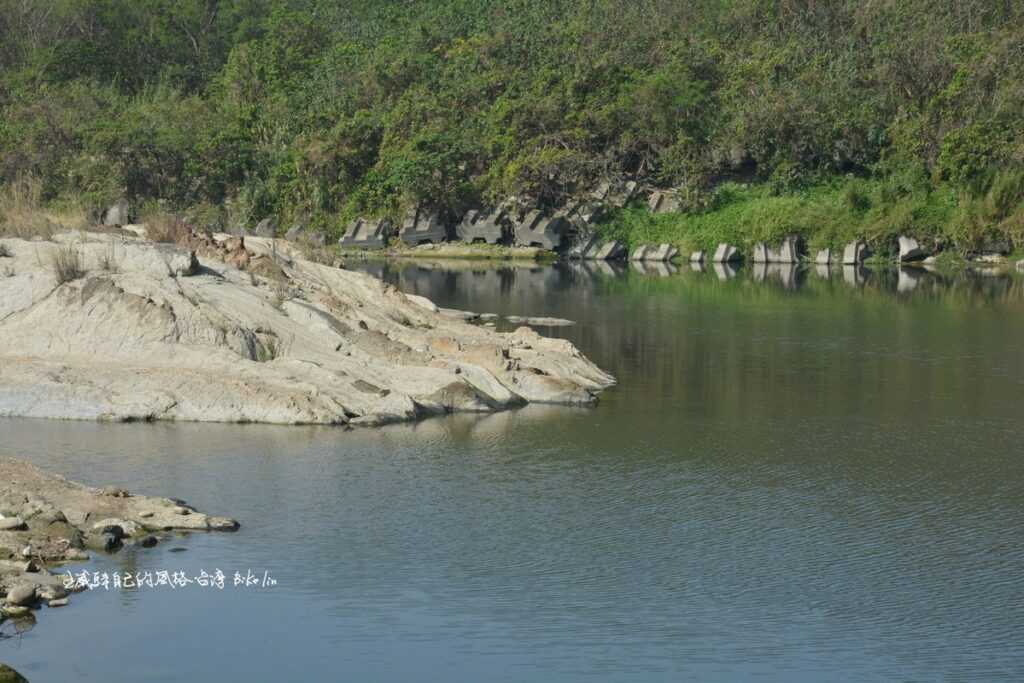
[595,179,972,256]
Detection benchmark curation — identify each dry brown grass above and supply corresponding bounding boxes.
[50,245,85,284]
[0,176,88,239]
[141,209,192,244]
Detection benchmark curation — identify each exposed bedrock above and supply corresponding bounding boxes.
[0,234,615,426]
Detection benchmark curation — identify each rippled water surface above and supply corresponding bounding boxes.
[2,261,1023,682]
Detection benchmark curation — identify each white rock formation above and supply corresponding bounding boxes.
[0,233,614,425]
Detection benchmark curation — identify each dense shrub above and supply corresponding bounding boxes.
[0,0,1022,249]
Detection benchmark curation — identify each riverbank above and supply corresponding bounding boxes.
[595,178,1024,262]
[0,457,238,639]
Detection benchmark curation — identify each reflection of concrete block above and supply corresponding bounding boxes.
[755,263,799,288]
[338,218,392,250]
[513,211,568,250]
[842,264,870,286]
[898,267,923,293]
[631,261,677,276]
[580,260,626,278]
[456,209,508,244]
[713,261,739,280]
[399,207,447,246]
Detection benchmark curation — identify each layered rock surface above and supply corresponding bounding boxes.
[0,233,614,425]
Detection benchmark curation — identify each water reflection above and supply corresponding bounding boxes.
[713,261,739,280]
[350,258,1023,309]
[3,256,1023,683]
[752,262,803,289]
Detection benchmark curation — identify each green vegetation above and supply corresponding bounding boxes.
[1,1,1023,253]
[597,178,966,255]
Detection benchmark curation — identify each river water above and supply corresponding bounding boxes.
[2,261,1023,682]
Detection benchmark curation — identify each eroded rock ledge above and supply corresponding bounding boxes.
[0,457,238,629]
[0,233,615,425]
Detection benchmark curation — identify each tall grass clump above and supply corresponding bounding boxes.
[0,176,53,239]
[0,176,88,239]
[142,208,192,244]
[50,245,85,284]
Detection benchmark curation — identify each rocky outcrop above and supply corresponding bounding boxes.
[690,250,705,263]
[0,458,238,630]
[815,248,832,265]
[0,233,614,425]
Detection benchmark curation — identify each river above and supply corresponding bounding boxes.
[2,260,1023,682]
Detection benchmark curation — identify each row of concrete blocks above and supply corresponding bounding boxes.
[815,237,935,265]
[570,239,680,262]
[339,181,641,251]
[338,208,575,251]
[338,207,448,250]
[693,238,876,266]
